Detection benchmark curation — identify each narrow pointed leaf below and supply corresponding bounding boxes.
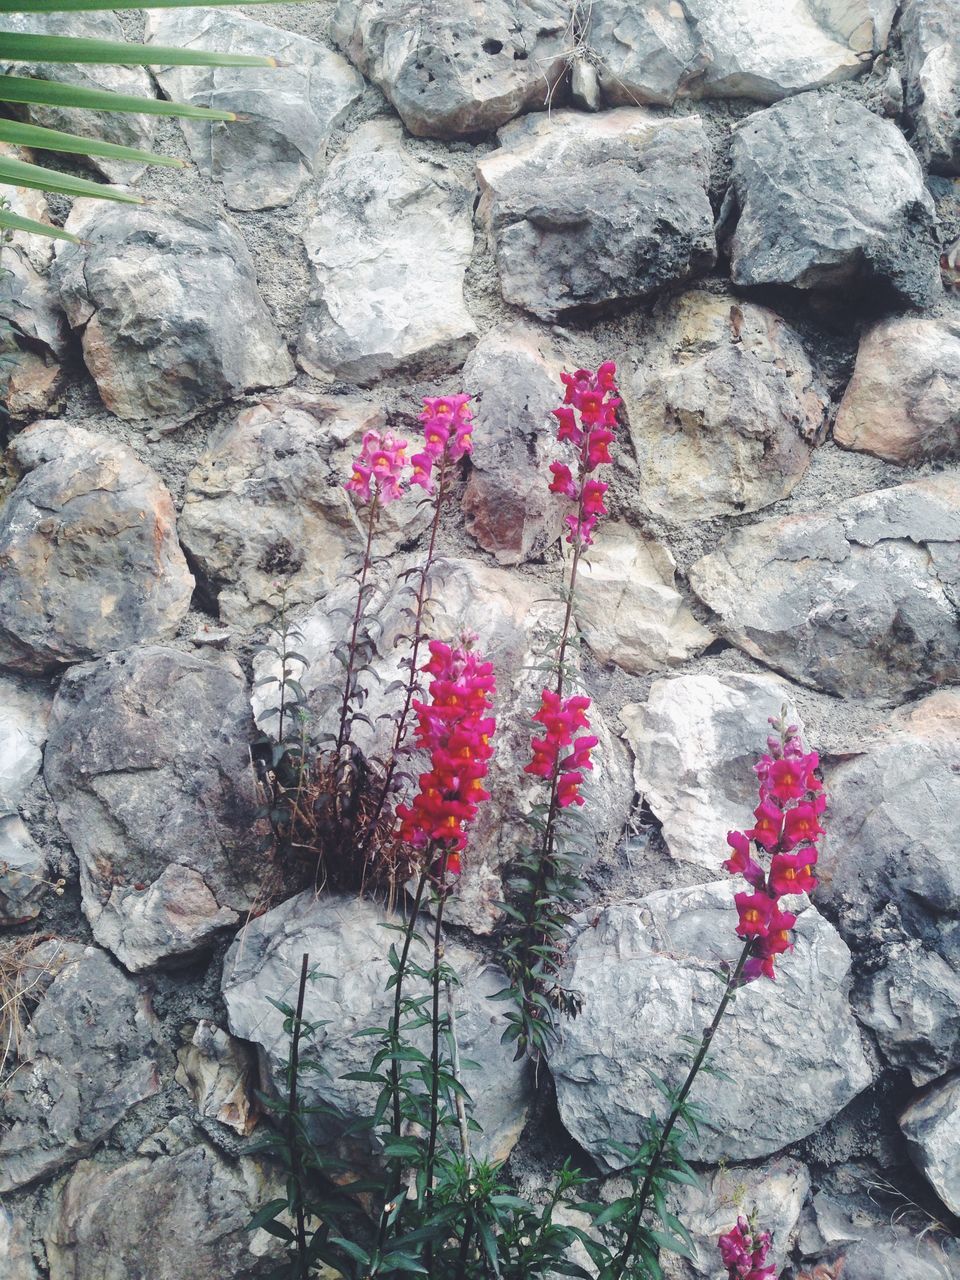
[0,153,142,200]
[4,0,294,9]
[0,33,277,67]
[0,117,183,165]
[0,206,76,240]
[0,74,236,119]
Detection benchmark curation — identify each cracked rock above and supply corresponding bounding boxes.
[901,0,960,175]
[900,1074,960,1217]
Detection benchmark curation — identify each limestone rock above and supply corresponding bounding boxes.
[0,673,52,811]
[461,324,568,563]
[0,423,194,674]
[223,892,532,1166]
[550,886,873,1169]
[901,0,960,175]
[179,393,430,625]
[44,1141,282,1279]
[586,0,894,107]
[688,474,960,702]
[0,944,163,1192]
[570,523,713,673]
[175,1021,259,1136]
[834,316,960,464]
[856,944,960,1086]
[1,236,67,421]
[53,201,294,425]
[330,0,570,138]
[727,93,941,307]
[477,109,715,320]
[623,291,826,520]
[0,813,51,924]
[621,672,802,873]
[824,1238,960,1280]
[0,1205,38,1280]
[44,647,263,971]
[146,9,364,210]
[298,119,476,384]
[0,12,157,182]
[901,1075,960,1216]
[252,557,633,933]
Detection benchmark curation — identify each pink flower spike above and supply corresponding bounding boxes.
[723,830,765,889]
[549,461,578,499]
[410,452,435,493]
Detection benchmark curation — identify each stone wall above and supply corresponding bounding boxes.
[2,1,960,1277]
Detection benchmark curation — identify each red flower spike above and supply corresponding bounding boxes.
[718,1216,777,1280]
[546,362,620,549]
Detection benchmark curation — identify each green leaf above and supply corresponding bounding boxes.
[0,206,76,240]
[592,1197,634,1228]
[0,116,183,166]
[0,32,277,67]
[1,0,308,8]
[245,1199,290,1233]
[0,153,142,200]
[0,71,240,120]
[647,1229,694,1261]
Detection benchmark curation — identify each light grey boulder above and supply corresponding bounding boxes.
[688,473,960,702]
[0,1204,39,1280]
[0,813,51,924]
[856,943,960,1086]
[727,93,942,307]
[53,201,294,425]
[0,218,67,421]
[550,885,873,1170]
[0,673,52,812]
[901,1075,960,1217]
[146,9,364,210]
[330,0,570,138]
[834,315,960,464]
[222,892,533,1166]
[461,323,568,564]
[901,0,960,175]
[623,290,826,520]
[0,423,194,674]
[0,943,163,1192]
[178,392,431,625]
[622,672,803,874]
[44,647,263,971]
[298,119,476,384]
[477,108,715,320]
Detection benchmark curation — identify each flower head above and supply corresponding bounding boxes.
[345,429,408,504]
[414,394,474,492]
[525,690,595,808]
[718,1216,777,1280]
[547,362,620,549]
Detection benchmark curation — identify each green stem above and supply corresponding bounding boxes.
[611,940,753,1280]
[335,493,380,755]
[425,853,452,1267]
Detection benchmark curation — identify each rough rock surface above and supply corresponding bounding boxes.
[53,202,294,424]
[0,1205,38,1280]
[623,291,826,520]
[223,893,533,1165]
[856,944,960,1086]
[586,0,894,107]
[477,109,716,320]
[0,423,194,674]
[175,1021,259,1137]
[252,557,633,933]
[44,1137,282,1279]
[900,1074,960,1216]
[461,324,568,564]
[298,119,476,383]
[688,474,960,702]
[727,93,942,307]
[550,886,873,1169]
[570,522,713,673]
[146,9,364,209]
[0,944,163,1192]
[0,674,52,811]
[44,647,263,971]
[179,393,429,624]
[1,230,67,421]
[901,0,960,175]
[834,316,960,464]
[330,0,570,137]
[621,672,803,873]
[824,1238,960,1280]
[0,813,50,924]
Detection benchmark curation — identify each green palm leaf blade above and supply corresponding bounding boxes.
[0,33,277,66]
[0,116,183,164]
[0,152,142,199]
[2,0,292,9]
[0,204,77,239]
[0,72,236,119]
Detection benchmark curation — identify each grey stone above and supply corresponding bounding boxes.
[586,0,894,107]
[53,201,294,425]
[0,944,163,1192]
[0,1205,38,1280]
[834,315,960,465]
[298,119,476,384]
[623,290,826,520]
[570,523,713,674]
[0,423,194,674]
[621,672,803,874]
[146,9,364,210]
[461,323,569,564]
[44,647,263,971]
[330,0,570,138]
[252,556,633,934]
[477,108,715,320]
[222,892,533,1167]
[727,93,942,307]
[901,0,960,175]
[856,944,960,1085]
[550,885,873,1169]
[0,813,51,924]
[179,392,430,625]
[175,1020,259,1137]
[0,12,157,182]
[0,673,52,811]
[831,1238,960,1280]
[1,229,67,422]
[688,474,960,702]
[901,1074,960,1217]
[44,1140,283,1279]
